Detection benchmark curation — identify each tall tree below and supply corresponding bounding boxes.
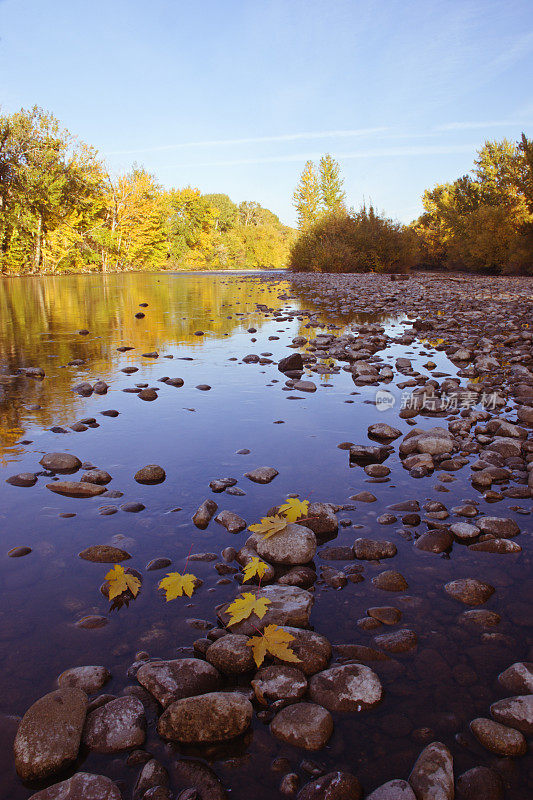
[293,160,321,229]
[319,153,346,214]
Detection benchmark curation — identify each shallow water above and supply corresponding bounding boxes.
[0,271,531,799]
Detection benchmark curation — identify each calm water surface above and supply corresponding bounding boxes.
[0,272,531,799]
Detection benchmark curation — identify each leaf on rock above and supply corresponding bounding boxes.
[242,557,269,583]
[105,564,141,600]
[249,515,288,539]
[158,572,198,600]
[279,497,309,523]
[226,592,271,626]
[247,624,301,668]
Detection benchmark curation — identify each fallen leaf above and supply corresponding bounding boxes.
[279,497,309,523]
[247,624,301,668]
[249,515,288,539]
[226,592,271,626]
[105,564,141,600]
[158,572,198,600]
[242,557,269,583]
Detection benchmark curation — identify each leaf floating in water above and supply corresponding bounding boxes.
[158,572,198,600]
[105,564,141,601]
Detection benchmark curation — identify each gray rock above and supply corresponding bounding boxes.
[251,523,317,565]
[366,780,416,800]
[490,695,533,735]
[58,666,110,694]
[137,658,221,707]
[408,741,454,800]
[252,665,308,702]
[28,772,121,800]
[206,635,255,674]
[215,510,247,533]
[476,516,520,538]
[218,584,314,634]
[158,691,252,743]
[498,662,533,694]
[244,466,279,483]
[270,702,333,750]
[450,523,480,541]
[14,688,87,781]
[83,696,146,752]
[470,717,526,756]
[293,380,317,392]
[309,664,383,711]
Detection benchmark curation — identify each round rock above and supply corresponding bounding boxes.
[205,635,255,674]
[39,453,81,472]
[444,579,494,605]
[157,691,252,743]
[270,702,333,750]
[134,465,166,484]
[309,664,383,711]
[254,523,317,565]
[469,717,526,756]
[83,696,146,752]
[252,665,308,702]
[297,771,362,800]
[136,658,221,707]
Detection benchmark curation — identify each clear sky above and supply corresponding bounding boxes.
[1,0,532,225]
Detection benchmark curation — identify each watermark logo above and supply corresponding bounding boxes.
[375,389,396,412]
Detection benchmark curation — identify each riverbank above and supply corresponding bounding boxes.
[0,271,531,800]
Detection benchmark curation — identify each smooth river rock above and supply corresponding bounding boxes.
[244,466,279,483]
[353,538,397,560]
[309,664,383,712]
[408,741,454,800]
[490,694,533,735]
[46,481,106,498]
[206,635,255,674]
[83,696,146,752]
[469,717,527,756]
[136,658,221,707]
[158,691,252,743]
[444,578,495,606]
[134,465,166,484]
[297,771,362,800]
[28,772,121,800]
[270,702,333,750]
[366,780,416,800]
[498,662,533,694]
[14,688,88,781]
[39,453,82,472]
[252,665,308,702]
[58,666,110,694]
[252,523,317,565]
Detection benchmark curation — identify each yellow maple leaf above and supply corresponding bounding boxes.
[158,572,197,600]
[278,497,309,523]
[105,564,141,601]
[247,624,301,668]
[225,592,271,626]
[242,557,269,583]
[248,515,288,539]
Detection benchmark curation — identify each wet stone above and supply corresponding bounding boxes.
[214,510,247,533]
[309,663,383,711]
[39,452,82,472]
[469,717,526,756]
[6,472,37,487]
[146,557,172,571]
[367,606,402,626]
[14,688,88,781]
[8,546,32,557]
[58,666,110,694]
[353,538,397,560]
[134,464,166,484]
[206,635,255,674]
[408,741,454,800]
[79,545,131,563]
[158,691,252,743]
[218,585,314,635]
[456,767,504,800]
[444,578,495,606]
[469,538,521,553]
[252,523,317,565]
[252,665,308,703]
[414,530,453,553]
[374,629,418,653]
[245,466,279,483]
[490,694,533,735]
[136,658,221,706]
[121,501,145,512]
[476,516,520,538]
[366,780,416,800]
[193,499,218,528]
[46,481,106,498]
[83,696,146,752]
[498,662,533,694]
[372,570,409,591]
[28,773,121,800]
[270,702,333,750]
[81,469,112,485]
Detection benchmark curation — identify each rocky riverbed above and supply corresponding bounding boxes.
[0,270,532,799]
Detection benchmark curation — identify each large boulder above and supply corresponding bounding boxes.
[14,688,87,781]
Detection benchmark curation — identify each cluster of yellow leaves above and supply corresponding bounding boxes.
[225,592,271,626]
[158,572,198,600]
[242,557,269,583]
[248,497,310,541]
[247,624,301,668]
[105,565,141,600]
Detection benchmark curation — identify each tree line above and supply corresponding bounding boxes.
[0,107,294,274]
[290,137,533,275]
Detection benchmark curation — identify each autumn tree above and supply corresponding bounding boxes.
[319,153,346,213]
[293,160,321,229]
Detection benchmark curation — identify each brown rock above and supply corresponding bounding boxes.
[137,658,221,707]
[83,696,146,752]
[470,717,526,756]
[28,773,121,800]
[158,691,252,743]
[46,481,106,498]
[309,664,382,711]
[270,702,333,750]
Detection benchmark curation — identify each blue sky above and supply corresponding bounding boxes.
[1,0,532,225]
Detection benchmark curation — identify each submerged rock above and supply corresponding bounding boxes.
[297,771,362,800]
[309,664,383,711]
[28,772,121,800]
[270,702,333,750]
[158,691,252,743]
[136,658,221,706]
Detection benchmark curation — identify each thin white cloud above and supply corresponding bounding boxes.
[436,120,532,131]
[168,144,476,169]
[105,127,390,156]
